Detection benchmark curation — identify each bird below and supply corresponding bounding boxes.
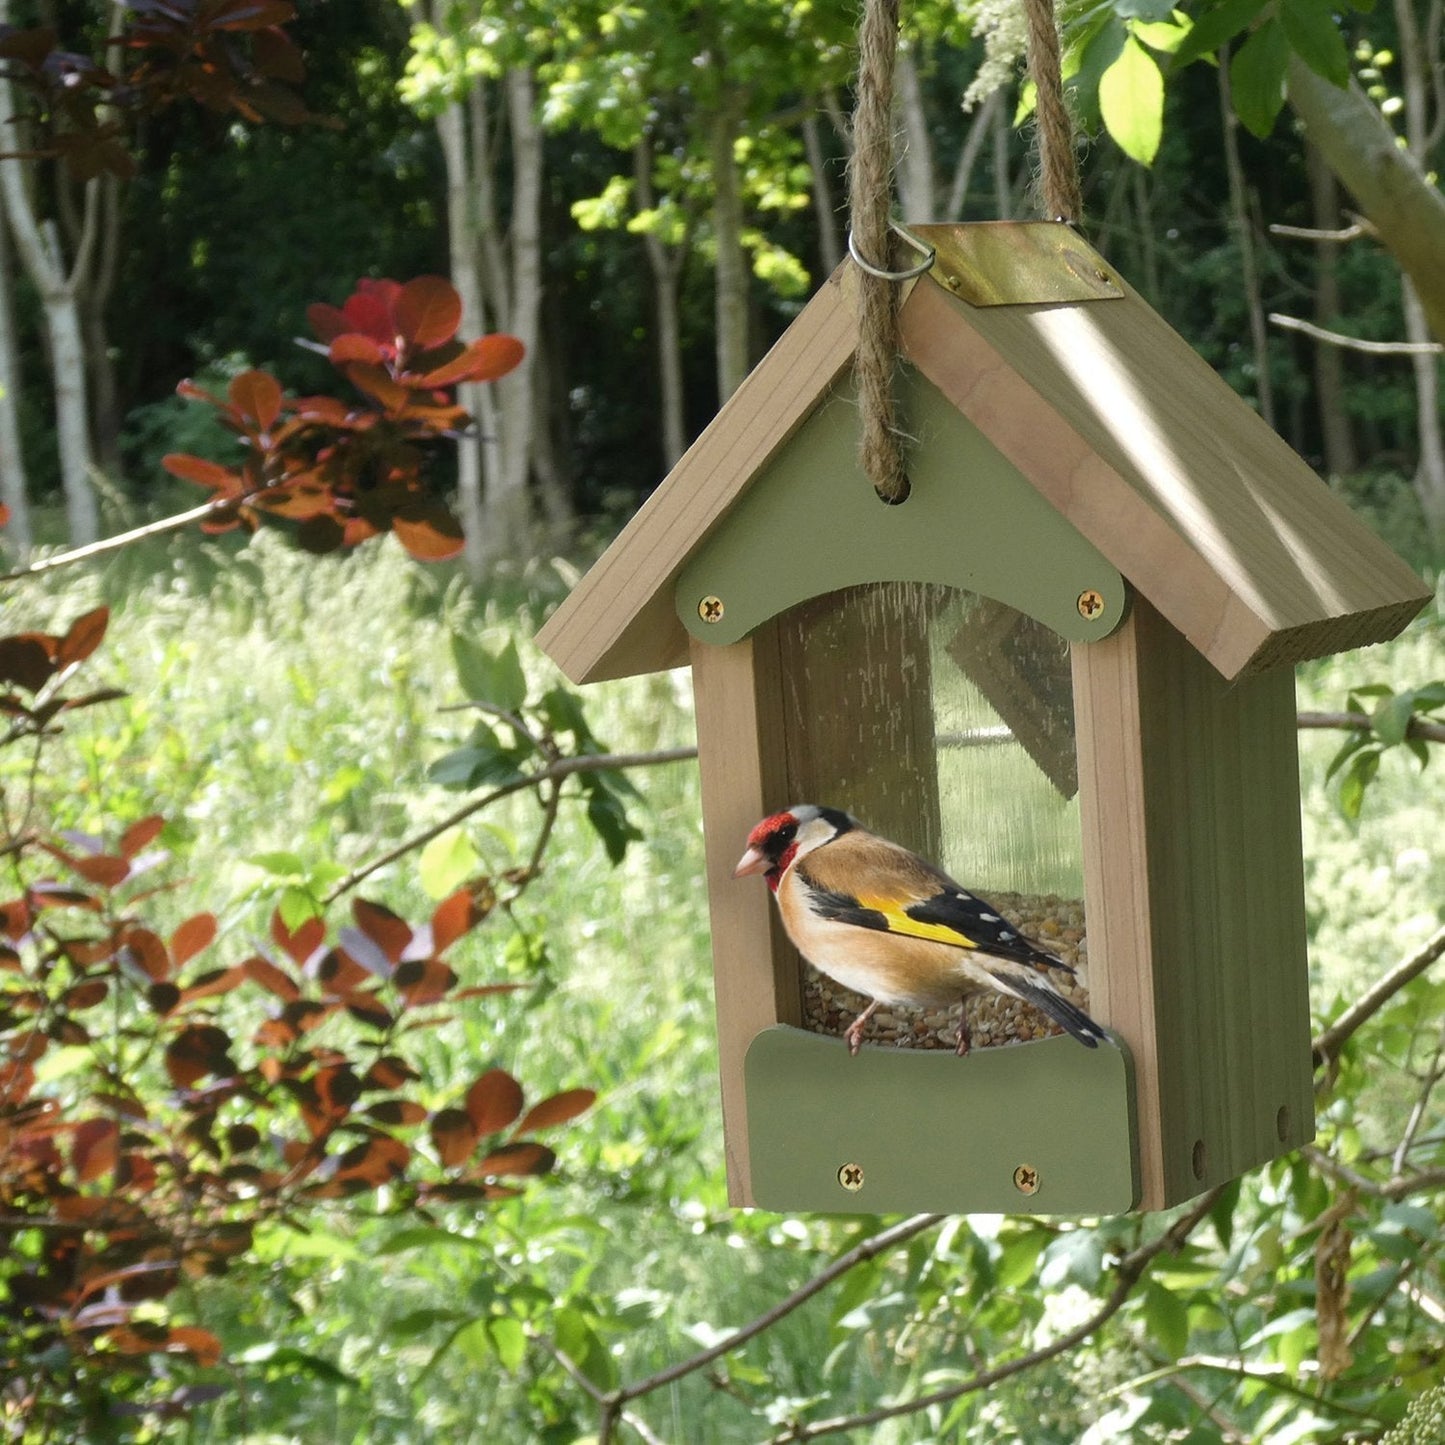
[733,803,1107,1057]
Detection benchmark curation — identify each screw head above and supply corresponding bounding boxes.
[1013,1164,1040,1195]
[698,595,725,624]
[1076,588,1105,620]
[837,1162,865,1193]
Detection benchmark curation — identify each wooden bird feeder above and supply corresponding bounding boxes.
[537,221,1430,1215]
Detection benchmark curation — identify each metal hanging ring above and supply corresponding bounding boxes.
[847,221,937,281]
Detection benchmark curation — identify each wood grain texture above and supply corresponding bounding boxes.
[536,268,859,685]
[690,629,798,1206]
[902,270,1430,679]
[1074,599,1315,1209]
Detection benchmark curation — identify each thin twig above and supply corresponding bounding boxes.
[0,499,234,583]
[1297,710,1445,744]
[1269,312,1445,356]
[531,1333,667,1445]
[1268,220,1370,243]
[1392,1016,1445,1176]
[763,1191,1223,1443]
[1300,1143,1445,1203]
[321,747,697,905]
[1313,922,1445,1067]
[618,1213,945,1406]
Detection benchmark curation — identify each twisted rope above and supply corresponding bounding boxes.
[1023,0,1082,221]
[847,0,909,504]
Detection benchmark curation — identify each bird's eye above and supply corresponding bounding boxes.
[777,823,796,843]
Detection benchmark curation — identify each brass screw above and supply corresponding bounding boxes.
[1077,588,1105,620]
[837,1162,865,1193]
[1013,1164,1040,1196]
[698,595,725,624]
[1095,268,1113,285]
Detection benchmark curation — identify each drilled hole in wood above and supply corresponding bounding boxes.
[1276,1105,1290,1142]
[1191,1138,1208,1181]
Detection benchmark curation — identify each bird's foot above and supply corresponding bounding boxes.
[955,1013,972,1056]
[844,1001,880,1056]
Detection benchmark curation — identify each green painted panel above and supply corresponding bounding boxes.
[677,368,1125,648]
[746,1025,1138,1214]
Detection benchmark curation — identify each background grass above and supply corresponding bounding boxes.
[11,533,1444,1442]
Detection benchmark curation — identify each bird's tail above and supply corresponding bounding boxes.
[998,970,1108,1049]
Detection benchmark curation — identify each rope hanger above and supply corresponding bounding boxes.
[847,0,1081,502]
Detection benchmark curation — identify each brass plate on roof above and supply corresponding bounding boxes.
[908,221,1125,307]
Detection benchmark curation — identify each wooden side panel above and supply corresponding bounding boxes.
[537,269,858,685]
[690,629,798,1206]
[1074,599,1314,1209]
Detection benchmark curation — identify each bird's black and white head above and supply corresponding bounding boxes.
[733,804,855,891]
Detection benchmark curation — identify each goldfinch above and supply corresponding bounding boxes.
[734,804,1107,1056]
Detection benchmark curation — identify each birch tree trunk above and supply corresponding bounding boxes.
[802,115,842,274]
[710,96,749,404]
[434,91,488,578]
[477,65,543,568]
[0,5,99,545]
[1392,0,1445,543]
[634,137,688,469]
[895,49,934,219]
[0,213,32,554]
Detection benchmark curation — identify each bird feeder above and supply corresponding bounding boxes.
[537,221,1430,1215]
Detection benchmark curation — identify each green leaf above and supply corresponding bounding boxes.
[554,1307,618,1392]
[392,1307,467,1340]
[1229,18,1289,137]
[1279,0,1351,87]
[419,827,481,899]
[1039,1229,1105,1289]
[1172,0,1267,69]
[451,633,527,712]
[581,775,643,864]
[1143,1281,1190,1358]
[1372,691,1417,747]
[1113,0,1175,18]
[1100,35,1165,163]
[994,1228,1047,1288]
[488,1315,527,1372]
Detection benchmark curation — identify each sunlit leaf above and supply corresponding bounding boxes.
[392,504,466,562]
[517,1088,596,1133]
[1099,36,1163,164]
[419,833,482,903]
[475,1141,555,1177]
[352,898,413,963]
[229,369,284,430]
[164,1024,234,1088]
[119,815,165,859]
[465,1068,524,1135]
[171,912,218,967]
[430,1106,479,1167]
[431,883,488,949]
[72,1117,119,1183]
[393,275,463,348]
[56,606,109,667]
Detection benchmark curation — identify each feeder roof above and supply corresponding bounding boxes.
[538,222,1430,685]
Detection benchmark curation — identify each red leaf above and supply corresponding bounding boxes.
[0,898,31,939]
[122,927,171,981]
[393,276,463,348]
[179,965,246,1006]
[431,887,485,953]
[306,301,351,343]
[363,1099,427,1127]
[328,333,385,366]
[72,1117,119,1183]
[475,1141,555,1177]
[209,0,296,31]
[56,606,109,667]
[271,910,325,968]
[70,854,130,888]
[464,1069,523,1136]
[0,635,58,692]
[229,369,284,430]
[365,1055,418,1090]
[430,1106,479,1168]
[62,979,109,1010]
[340,288,395,346]
[392,504,465,562]
[517,1088,597,1134]
[417,334,524,387]
[243,953,300,1001]
[163,453,240,491]
[171,912,218,967]
[335,1133,409,1182]
[119,815,165,859]
[164,1024,233,1088]
[352,898,412,964]
[163,1326,223,1368]
[394,959,457,1006]
[345,362,408,411]
[0,502,8,528]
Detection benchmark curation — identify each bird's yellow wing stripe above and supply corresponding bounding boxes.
[854,894,977,949]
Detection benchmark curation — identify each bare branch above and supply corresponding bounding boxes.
[1313,922,1445,1067]
[321,746,697,905]
[1268,220,1371,243]
[1269,311,1445,355]
[1298,710,1445,744]
[764,1191,1224,1443]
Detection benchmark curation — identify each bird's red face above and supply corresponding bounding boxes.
[733,811,800,892]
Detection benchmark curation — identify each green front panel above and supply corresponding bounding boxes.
[676,368,1125,648]
[746,1026,1137,1214]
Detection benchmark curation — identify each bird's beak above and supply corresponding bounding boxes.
[733,845,768,878]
